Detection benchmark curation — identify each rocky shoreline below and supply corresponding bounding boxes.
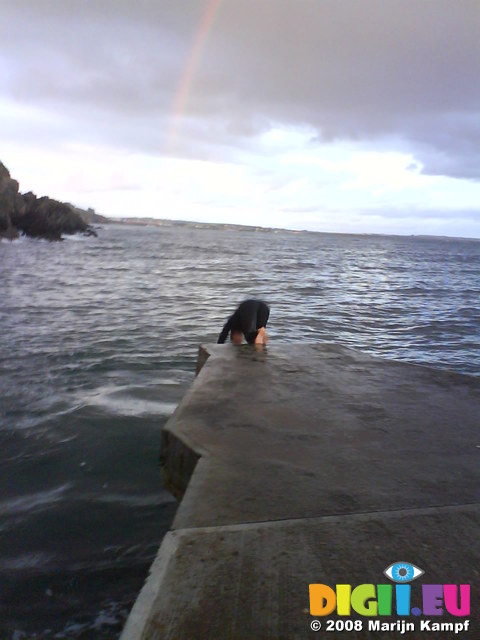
[0,162,108,241]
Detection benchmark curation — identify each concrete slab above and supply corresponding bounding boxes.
[122,344,480,639]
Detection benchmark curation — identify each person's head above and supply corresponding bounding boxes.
[231,330,243,345]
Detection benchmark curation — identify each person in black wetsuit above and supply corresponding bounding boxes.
[217,299,270,345]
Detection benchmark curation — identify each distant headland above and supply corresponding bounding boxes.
[0,162,108,241]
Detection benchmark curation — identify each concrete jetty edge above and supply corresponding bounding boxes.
[121,343,480,639]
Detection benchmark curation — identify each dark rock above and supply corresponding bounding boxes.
[0,225,19,240]
[0,161,99,241]
[14,192,27,218]
[15,196,91,240]
[0,163,21,239]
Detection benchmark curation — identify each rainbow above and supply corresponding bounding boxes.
[166,0,223,150]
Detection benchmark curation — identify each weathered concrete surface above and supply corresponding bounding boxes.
[122,344,480,639]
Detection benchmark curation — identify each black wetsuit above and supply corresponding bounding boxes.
[217,299,270,344]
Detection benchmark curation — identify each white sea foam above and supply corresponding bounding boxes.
[1,552,55,570]
[62,233,89,241]
[0,484,72,515]
[84,389,178,416]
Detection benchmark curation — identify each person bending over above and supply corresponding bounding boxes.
[217,299,270,345]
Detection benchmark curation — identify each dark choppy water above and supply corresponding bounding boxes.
[1,223,480,638]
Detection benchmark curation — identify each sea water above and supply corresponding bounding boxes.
[1,223,479,637]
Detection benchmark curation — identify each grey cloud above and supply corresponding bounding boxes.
[1,0,479,177]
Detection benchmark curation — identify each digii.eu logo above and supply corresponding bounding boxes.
[309,561,471,635]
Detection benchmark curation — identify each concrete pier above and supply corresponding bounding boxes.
[121,344,479,639]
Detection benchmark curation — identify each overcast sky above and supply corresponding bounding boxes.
[1,0,480,236]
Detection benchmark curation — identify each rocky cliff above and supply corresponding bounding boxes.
[0,162,99,240]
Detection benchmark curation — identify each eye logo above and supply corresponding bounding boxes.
[384,561,424,583]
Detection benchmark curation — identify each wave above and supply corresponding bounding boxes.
[0,484,72,515]
[1,552,56,570]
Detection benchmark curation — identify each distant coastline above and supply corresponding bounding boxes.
[111,216,294,234]
[110,215,480,242]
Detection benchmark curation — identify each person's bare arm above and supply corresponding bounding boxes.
[217,316,232,343]
[254,327,268,345]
